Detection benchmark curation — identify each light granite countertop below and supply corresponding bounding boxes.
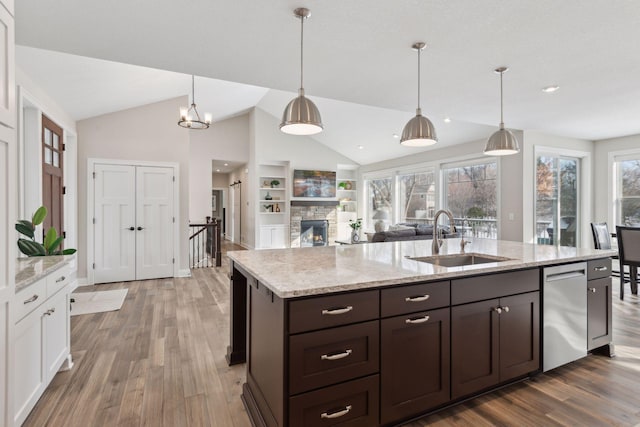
[15,256,71,292]
[227,238,616,298]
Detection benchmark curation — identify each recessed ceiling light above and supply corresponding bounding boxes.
[224,163,228,166]
[392,133,399,139]
[216,169,221,172]
[542,85,560,93]
[358,145,364,150]
[444,117,451,123]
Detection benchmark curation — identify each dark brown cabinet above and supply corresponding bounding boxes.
[380,307,450,425]
[451,269,540,400]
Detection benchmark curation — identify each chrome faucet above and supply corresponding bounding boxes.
[432,209,456,255]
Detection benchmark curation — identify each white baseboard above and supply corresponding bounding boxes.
[75,277,90,287]
[177,269,192,278]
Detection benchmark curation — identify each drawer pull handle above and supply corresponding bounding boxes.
[589,287,597,293]
[405,294,430,302]
[55,275,66,283]
[406,315,430,324]
[594,266,608,272]
[44,308,55,316]
[321,349,352,361]
[321,405,352,419]
[321,306,353,316]
[23,295,39,304]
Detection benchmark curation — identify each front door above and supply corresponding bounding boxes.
[42,115,64,241]
[93,163,175,283]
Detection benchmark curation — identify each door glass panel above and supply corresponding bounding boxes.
[536,156,579,246]
[44,147,52,165]
[44,128,52,147]
[52,133,59,149]
[53,151,59,167]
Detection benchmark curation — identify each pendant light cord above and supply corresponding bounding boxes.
[417,47,421,111]
[300,15,304,90]
[191,75,196,106]
[499,71,504,127]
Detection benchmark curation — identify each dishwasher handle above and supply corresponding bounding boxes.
[545,270,586,282]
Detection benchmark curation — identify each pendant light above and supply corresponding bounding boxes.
[400,42,437,147]
[178,75,211,130]
[280,7,323,135]
[484,67,520,155]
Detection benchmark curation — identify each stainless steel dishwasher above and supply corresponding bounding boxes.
[543,262,587,372]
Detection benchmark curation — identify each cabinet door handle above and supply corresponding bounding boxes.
[321,306,353,315]
[589,287,597,293]
[23,294,39,304]
[320,405,352,419]
[137,226,144,231]
[44,308,55,316]
[405,315,430,324]
[405,294,430,302]
[55,275,66,283]
[128,226,135,231]
[321,349,352,361]
[502,306,509,313]
[594,266,608,272]
[493,307,502,314]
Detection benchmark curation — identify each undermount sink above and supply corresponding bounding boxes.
[408,253,514,267]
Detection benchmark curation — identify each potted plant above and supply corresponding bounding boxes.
[348,218,363,243]
[15,206,76,256]
[270,179,280,188]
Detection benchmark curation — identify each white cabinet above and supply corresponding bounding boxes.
[260,225,289,249]
[13,266,72,427]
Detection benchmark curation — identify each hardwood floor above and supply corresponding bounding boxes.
[24,255,640,426]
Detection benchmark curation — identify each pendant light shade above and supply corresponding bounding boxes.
[484,67,519,155]
[401,42,437,147]
[280,8,323,135]
[178,75,211,130]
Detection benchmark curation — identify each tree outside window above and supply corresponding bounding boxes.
[617,159,640,226]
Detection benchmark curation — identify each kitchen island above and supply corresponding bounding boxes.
[227,239,615,427]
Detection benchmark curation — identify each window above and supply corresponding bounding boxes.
[443,160,498,238]
[365,177,392,229]
[398,170,435,223]
[614,157,640,226]
[535,155,579,247]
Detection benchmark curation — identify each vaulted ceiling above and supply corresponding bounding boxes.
[15,1,640,165]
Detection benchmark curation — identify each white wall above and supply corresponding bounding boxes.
[189,113,249,222]
[76,96,190,278]
[594,133,640,226]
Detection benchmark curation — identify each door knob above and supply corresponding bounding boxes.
[137,226,144,231]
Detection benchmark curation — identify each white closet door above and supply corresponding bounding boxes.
[135,166,174,280]
[93,164,136,283]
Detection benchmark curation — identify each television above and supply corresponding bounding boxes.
[292,170,336,198]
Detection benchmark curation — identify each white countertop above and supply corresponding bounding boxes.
[15,256,71,292]
[227,238,616,298]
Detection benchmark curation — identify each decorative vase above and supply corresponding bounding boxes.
[265,192,272,200]
[351,229,360,243]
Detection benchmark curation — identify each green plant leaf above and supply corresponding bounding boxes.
[15,223,34,239]
[17,239,46,256]
[17,219,34,229]
[47,236,64,254]
[32,206,48,226]
[61,248,77,255]
[43,227,57,252]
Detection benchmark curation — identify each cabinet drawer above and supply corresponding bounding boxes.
[381,281,449,317]
[46,264,71,297]
[15,278,46,322]
[587,258,612,281]
[289,290,379,334]
[452,269,539,305]
[289,374,379,427]
[290,320,379,395]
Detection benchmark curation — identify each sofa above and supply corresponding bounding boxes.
[369,223,457,243]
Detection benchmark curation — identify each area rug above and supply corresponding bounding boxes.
[70,289,128,316]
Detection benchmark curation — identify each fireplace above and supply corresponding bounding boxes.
[300,220,329,247]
